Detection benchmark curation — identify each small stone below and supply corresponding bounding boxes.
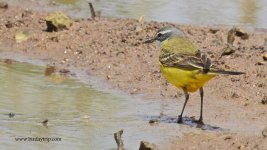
[255,62,265,66]
[21,9,33,17]
[224,135,232,140]
[42,119,48,126]
[50,36,59,42]
[244,103,249,107]
[45,11,72,32]
[221,45,236,56]
[38,18,46,24]
[0,2,8,9]
[45,65,56,76]
[130,88,140,94]
[8,113,15,118]
[227,27,249,45]
[74,50,83,55]
[139,141,158,150]
[106,75,111,80]
[263,54,267,61]
[59,68,70,74]
[257,83,264,87]
[261,96,267,105]
[209,28,219,34]
[61,58,68,63]
[5,21,13,28]
[238,145,245,150]
[149,119,159,125]
[231,92,239,98]
[235,28,249,40]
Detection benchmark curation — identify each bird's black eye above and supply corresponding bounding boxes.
[157,33,163,37]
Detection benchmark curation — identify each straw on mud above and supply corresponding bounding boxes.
[88,2,96,19]
[42,119,48,127]
[114,130,124,150]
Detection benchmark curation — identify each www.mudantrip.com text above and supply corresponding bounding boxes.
[15,137,61,142]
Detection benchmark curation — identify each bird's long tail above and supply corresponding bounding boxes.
[210,70,245,75]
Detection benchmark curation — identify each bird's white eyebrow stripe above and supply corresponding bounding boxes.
[159,30,172,35]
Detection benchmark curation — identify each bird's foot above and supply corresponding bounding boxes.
[177,116,183,124]
[196,119,204,125]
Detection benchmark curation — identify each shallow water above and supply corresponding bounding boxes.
[0,61,196,149]
[51,0,267,28]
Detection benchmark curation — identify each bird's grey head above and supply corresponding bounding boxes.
[154,26,184,42]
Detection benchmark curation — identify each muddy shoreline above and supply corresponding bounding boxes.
[0,1,266,149]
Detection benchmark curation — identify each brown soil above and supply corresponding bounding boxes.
[167,132,267,150]
[0,1,266,149]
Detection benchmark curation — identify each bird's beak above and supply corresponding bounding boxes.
[144,37,156,44]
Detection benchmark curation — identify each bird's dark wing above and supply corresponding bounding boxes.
[159,51,212,73]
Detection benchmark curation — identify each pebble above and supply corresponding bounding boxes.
[8,113,15,118]
[238,145,245,150]
[0,2,8,9]
[139,141,158,150]
[59,68,70,74]
[224,135,232,140]
[261,96,267,105]
[106,75,111,80]
[45,65,56,76]
[231,92,240,98]
[263,54,267,61]
[255,62,265,66]
[221,46,236,56]
[42,119,48,126]
[149,119,159,125]
[209,28,219,34]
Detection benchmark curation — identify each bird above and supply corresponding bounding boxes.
[145,26,244,124]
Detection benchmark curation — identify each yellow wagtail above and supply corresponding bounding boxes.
[145,26,244,124]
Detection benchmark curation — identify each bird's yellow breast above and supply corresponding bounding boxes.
[160,64,217,92]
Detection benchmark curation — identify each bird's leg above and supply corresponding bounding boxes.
[177,89,189,123]
[198,87,204,125]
